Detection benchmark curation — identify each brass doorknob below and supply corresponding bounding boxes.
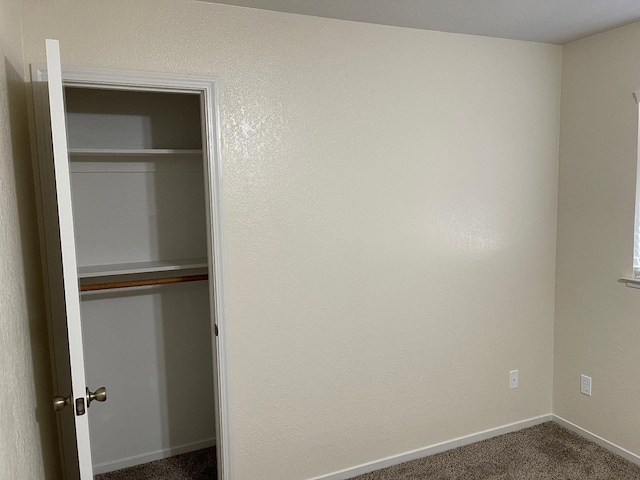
[86,386,107,407]
[53,394,72,412]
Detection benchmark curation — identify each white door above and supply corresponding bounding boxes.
[46,38,95,479]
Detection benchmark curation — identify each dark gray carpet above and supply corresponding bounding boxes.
[94,447,215,480]
[351,422,640,479]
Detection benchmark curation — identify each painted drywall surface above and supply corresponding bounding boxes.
[19,1,561,478]
[554,21,640,456]
[81,285,216,471]
[0,0,60,478]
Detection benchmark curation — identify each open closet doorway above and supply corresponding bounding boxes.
[31,40,231,479]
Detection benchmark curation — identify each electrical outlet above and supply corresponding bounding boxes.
[510,370,519,389]
[580,374,592,396]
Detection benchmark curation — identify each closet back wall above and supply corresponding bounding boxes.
[21,1,562,479]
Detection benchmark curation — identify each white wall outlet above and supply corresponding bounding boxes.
[581,374,592,396]
[510,370,519,389]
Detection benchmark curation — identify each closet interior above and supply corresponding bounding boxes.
[63,86,217,476]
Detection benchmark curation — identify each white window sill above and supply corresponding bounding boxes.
[619,277,640,288]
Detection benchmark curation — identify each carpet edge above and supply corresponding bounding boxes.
[552,415,640,467]
[307,414,553,480]
[93,438,217,475]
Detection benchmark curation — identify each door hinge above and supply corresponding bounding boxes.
[214,324,219,336]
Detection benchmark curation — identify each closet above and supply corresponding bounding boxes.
[32,40,225,480]
[69,86,216,475]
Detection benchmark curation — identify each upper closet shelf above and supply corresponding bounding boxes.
[78,258,208,279]
[69,148,203,157]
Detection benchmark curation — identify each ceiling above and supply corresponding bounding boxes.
[199,0,640,44]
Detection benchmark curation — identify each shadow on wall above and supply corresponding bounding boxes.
[4,56,62,479]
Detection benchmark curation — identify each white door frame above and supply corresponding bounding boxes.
[30,63,232,480]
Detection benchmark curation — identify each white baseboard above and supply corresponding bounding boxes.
[552,415,640,467]
[309,414,553,480]
[93,438,216,475]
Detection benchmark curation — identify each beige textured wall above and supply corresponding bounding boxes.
[554,21,640,457]
[0,0,60,478]
[19,1,561,478]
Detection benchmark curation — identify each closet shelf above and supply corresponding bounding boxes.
[69,148,203,157]
[78,258,209,292]
[80,274,208,292]
[78,258,208,279]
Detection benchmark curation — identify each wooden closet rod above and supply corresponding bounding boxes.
[80,274,209,292]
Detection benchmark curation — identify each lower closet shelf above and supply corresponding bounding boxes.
[80,274,208,292]
[78,258,209,292]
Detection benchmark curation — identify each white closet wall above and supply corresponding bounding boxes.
[81,284,215,470]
